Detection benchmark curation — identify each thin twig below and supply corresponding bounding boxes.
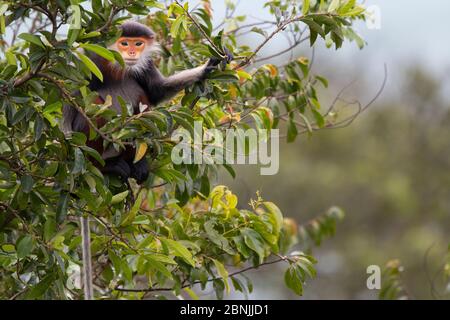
[174,0,225,58]
[36,73,119,145]
[114,256,290,292]
[236,13,339,69]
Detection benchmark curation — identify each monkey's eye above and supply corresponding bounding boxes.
[120,41,128,46]
[135,42,143,47]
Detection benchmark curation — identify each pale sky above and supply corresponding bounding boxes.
[210,0,450,101]
[210,0,450,70]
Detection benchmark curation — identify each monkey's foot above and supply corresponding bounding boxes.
[102,157,132,182]
[130,158,149,184]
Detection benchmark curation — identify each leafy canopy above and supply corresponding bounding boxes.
[0,0,365,299]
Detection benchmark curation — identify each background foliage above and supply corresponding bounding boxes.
[222,66,450,299]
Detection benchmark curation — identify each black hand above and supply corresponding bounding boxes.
[205,48,234,74]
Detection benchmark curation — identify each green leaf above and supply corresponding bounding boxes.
[18,33,45,48]
[299,113,313,133]
[250,27,267,37]
[170,15,186,38]
[79,31,101,40]
[121,260,133,282]
[76,52,103,81]
[111,50,125,68]
[67,29,80,46]
[20,175,34,193]
[44,217,57,242]
[145,255,173,279]
[241,228,265,263]
[263,202,283,234]
[204,220,235,254]
[111,190,129,204]
[302,0,310,15]
[0,15,5,35]
[208,70,240,82]
[310,29,318,46]
[184,287,200,300]
[5,50,16,65]
[212,259,230,294]
[339,0,356,14]
[315,75,329,88]
[301,18,325,38]
[17,235,34,259]
[108,249,122,274]
[287,118,298,142]
[56,193,69,223]
[27,274,54,299]
[80,43,115,62]
[311,108,325,128]
[121,190,143,226]
[172,113,194,136]
[80,146,105,166]
[222,164,236,178]
[0,3,8,16]
[1,244,15,253]
[328,0,341,12]
[284,265,303,295]
[161,238,195,267]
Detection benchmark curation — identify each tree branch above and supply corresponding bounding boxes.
[236,13,338,69]
[114,256,290,293]
[36,73,120,145]
[174,0,225,59]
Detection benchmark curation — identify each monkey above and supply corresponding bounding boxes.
[63,21,232,184]
[62,22,232,300]
[61,21,233,300]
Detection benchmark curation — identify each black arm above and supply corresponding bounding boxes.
[135,60,205,105]
[137,50,233,106]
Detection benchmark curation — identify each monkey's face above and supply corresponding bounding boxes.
[116,37,153,66]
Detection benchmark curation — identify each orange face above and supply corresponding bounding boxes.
[117,37,151,62]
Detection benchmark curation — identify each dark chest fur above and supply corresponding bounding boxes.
[88,58,151,114]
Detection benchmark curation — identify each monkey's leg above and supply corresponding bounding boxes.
[102,157,132,182]
[129,158,149,184]
[80,216,94,300]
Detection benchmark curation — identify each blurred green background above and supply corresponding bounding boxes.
[210,0,450,299]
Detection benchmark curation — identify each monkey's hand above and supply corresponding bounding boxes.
[205,48,234,74]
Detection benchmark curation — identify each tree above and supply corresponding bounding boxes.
[0,0,367,299]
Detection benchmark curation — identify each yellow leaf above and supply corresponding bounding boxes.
[102,95,112,107]
[134,141,148,163]
[298,57,309,65]
[111,190,129,204]
[219,114,232,125]
[263,64,278,77]
[237,70,252,81]
[229,85,237,99]
[225,192,238,209]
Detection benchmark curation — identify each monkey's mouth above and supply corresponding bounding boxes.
[124,59,139,65]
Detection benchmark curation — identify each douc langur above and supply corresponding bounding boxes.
[62,21,232,300]
[63,21,232,184]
